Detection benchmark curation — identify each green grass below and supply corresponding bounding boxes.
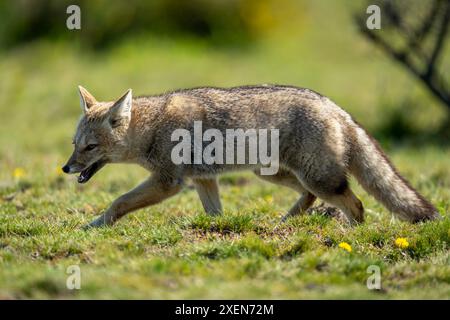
[0,155,448,299]
[0,1,449,299]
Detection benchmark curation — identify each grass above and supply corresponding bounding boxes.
[0,1,449,299]
[0,159,448,299]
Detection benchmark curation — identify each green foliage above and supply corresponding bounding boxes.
[0,0,286,49]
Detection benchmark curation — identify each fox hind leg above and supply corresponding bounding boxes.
[281,192,317,221]
[254,168,306,193]
[253,169,317,219]
[193,177,223,216]
[294,167,364,225]
[326,188,364,224]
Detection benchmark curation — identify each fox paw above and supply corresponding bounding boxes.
[81,216,111,230]
[281,203,346,222]
[307,203,345,219]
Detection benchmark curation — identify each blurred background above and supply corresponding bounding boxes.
[0,0,449,181]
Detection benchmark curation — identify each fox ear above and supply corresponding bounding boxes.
[109,89,133,125]
[78,85,97,113]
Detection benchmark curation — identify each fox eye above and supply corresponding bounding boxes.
[110,118,120,127]
[85,144,98,151]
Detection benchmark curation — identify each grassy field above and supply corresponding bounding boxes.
[0,2,449,299]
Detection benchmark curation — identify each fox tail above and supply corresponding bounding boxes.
[349,124,440,222]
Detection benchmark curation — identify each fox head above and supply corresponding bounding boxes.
[62,86,133,183]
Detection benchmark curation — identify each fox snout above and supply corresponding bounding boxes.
[62,153,81,174]
[62,152,107,183]
[61,161,82,174]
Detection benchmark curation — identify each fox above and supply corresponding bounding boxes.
[62,85,440,229]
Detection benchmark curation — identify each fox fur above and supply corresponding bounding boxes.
[63,85,440,228]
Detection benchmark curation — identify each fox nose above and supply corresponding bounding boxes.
[62,165,70,174]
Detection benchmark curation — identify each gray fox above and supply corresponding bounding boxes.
[62,85,440,228]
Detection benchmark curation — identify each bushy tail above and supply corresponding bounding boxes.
[349,124,440,222]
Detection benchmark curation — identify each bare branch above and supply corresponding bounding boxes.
[355,0,450,110]
[426,1,450,78]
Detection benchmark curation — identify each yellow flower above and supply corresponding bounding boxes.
[13,167,26,179]
[264,195,273,203]
[338,242,352,253]
[395,237,409,249]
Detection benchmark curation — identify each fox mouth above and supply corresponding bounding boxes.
[78,160,106,184]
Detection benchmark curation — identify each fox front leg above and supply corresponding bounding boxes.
[192,177,223,216]
[83,174,183,229]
